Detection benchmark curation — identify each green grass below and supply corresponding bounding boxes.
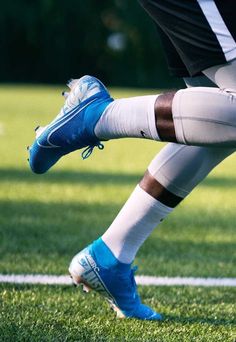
[1,285,235,342]
[0,85,236,341]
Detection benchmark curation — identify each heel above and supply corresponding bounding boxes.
[69,272,91,293]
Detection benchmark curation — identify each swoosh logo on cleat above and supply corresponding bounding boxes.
[37,99,97,149]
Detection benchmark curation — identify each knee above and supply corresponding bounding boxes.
[172,87,236,146]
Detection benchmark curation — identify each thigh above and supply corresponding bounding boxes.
[139,0,236,77]
[148,69,236,197]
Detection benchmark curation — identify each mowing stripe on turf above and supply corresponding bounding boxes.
[0,274,236,287]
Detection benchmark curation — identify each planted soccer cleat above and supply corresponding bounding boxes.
[69,238,162,321]
[28,75,113,174]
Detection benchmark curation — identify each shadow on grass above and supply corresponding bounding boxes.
[0,168,141,185]
[0,199,119,254]
[0,198,235,276]
[1,168,236,187]
[164,314,236,326]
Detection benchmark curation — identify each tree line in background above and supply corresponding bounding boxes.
[0,0,183,88]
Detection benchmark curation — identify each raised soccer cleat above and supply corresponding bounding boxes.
[28,75,113,174]
[69,238,162,321]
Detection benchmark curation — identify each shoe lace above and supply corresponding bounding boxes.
[81,142,104,160]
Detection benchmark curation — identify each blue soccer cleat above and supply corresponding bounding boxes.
[69,238,162,320]
[28,75,113,174]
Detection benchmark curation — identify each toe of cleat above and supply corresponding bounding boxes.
[29,142,63,174]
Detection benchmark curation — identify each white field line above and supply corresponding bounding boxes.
[0,274,236,287]
[0,123,4,136]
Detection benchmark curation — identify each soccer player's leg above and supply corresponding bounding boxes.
[69,76,235,320]
[29,0,236,175]
[28,71,236,175]
[68,1,236,320]
[94,58,236,147]
[69,143,233,320]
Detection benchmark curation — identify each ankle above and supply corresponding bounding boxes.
[93,238,131,270]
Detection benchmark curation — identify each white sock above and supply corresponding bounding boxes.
[94,95,160,141]
[102,185,173,264]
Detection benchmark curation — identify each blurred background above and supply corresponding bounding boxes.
[0,0,183,88]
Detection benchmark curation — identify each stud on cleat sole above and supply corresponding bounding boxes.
[35,126,45,139]
[82,284,90,293]
[111,304,126,319]
[104,297,126,318]
[67,79,76,88]
[69,272,91,292]
[69,275,77,287]
[62,91,69,99]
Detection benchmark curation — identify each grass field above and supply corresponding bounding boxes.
[0,85,235,341]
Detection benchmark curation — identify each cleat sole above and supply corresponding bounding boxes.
[110,302,126,319]
[82,284,90,293]
[70,270,125,317]
[69,272,91,292]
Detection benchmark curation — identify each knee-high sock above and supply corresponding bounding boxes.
[95,85,236,149]
[100,64,236,264]
[102,143,234,264]
[102,185,173,264]
[94,95,159,141]
[95,86,236,148]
